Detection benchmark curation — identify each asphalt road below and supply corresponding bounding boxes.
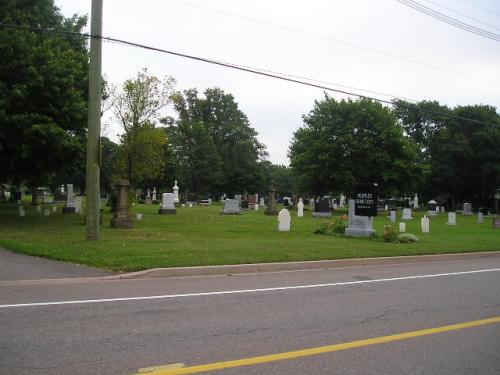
[0,257,499,374]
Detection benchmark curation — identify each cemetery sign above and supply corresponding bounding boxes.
[354,183,378,217]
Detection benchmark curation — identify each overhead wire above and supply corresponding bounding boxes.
[396,0,500,41]
[0,23,498,128]
[168,0,500,87]
[456,0,500,17]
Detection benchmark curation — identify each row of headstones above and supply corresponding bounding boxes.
[144,181,180,204]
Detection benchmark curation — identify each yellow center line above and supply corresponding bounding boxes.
[144,316,500,375]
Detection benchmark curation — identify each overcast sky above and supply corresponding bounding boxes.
[57,0,500,165]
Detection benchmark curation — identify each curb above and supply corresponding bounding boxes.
[113,251,500,279]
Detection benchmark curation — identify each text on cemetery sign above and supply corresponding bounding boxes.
[354,183,378,217]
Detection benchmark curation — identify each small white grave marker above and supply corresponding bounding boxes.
[390,211,396,223]
[278,208,291,232]
[421,215,430,233]
[478,212,484,224]
[44,209,50,216]
[399,222,406,233]
[36,205,41,212]
[297,198,304,217]
[447,212,457,225]
[136,213,143,220]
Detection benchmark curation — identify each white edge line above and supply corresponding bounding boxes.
[1,268,499,309]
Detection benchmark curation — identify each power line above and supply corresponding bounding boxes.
[422,0,500,31]
[397,0,500,41]
[0,23,498,128]
[456,0,500,17]
[168,0,500,87]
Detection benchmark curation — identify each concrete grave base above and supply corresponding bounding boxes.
[345,227,376,237]
[312,212,332,218]
[111,214,133,229]
[63,206,76,214]
[219,210,241,215]
[159,208,176,215]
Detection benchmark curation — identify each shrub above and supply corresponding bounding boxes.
[313,215,348,236]
[398,233,419,243]
[383,225,398,243]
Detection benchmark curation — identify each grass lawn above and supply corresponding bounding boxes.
[0,201,499,272]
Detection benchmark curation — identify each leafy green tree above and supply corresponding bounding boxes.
[289,96,421,197]
[168,88,266,198]
[428,105,500,207]
[0,0,88,198]
[100,136,119,194]
[113,69,175,188]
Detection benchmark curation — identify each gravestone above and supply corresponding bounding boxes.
[384,204,389,211]
[145,188,152,204]
[421,215,430,233]
[278,208,291,232]
[173,180,180,204]
[399,222,406,233]
[74,196,83,214]
[447,212,457,225]
[389,210,396,223]
[136,213,143,220]
[200,198,212,206]
[111,180,133,228]
[463,203,473,216]
[401,208,413,221]
[297,198,304,217]
[234,194,242,207]
[254,203,259,211]
[339,194,346,207]
[345,199,375,237]
[63,184,76,214]
[413,193,419,209]
[259,197,265,206]
[427,200,438,217]
[36,205,41,213]
[241,200,249,209]
[264,183,278,216]
[248,194,258,210]
[312,199,331,218]
[479,207,489,217]
[440,206,446,214]
[152,188,157,202]
[220,199,241,215]
[18,206,26,217]
[478,212,484,224]
[159,193,176,214]
[310,199,315,211]
[44,208,50,217]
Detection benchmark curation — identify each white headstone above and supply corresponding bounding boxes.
[181,203,185,207]
[421,216,430,233]
[413,194,419,209]
[447,212,456,225]
[333,203,338,210]
[463,203,472,216]
[44,208,50,216]
[136,213,143,220]
[74,196,82,214]
[278,208,291,232]
[399,222,406,233]
[189,203,193,208]
[220,199,240,214]
[19,208,26,217]
[162,193,175,209]
[478,212,484,224]
[173,180,179,203]
[340,194,346,207]
[310,198,315,211]
[440,206,445,214]
[297,198,304,217]
[259,197,265,206]
[152,187,157,201]
[254,203,259,211]
[66,184,74,206]
[401,208,413,221]
[384,204,389,211]
[390,210,396,223]
[146,188,151,198]
[36,205,41,212]
[52,206,57,213]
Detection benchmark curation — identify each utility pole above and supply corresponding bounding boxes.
[85,0,103,240]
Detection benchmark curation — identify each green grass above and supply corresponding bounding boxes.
[0,202,498,272]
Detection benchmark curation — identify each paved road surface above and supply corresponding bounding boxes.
[0,256,499,374]
[0,247,111,281]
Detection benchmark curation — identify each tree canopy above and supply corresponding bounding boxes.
[0,0,88,188]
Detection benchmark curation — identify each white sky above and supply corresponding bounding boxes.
[57,0,500,165]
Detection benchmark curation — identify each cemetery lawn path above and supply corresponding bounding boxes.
[0,203,499,272]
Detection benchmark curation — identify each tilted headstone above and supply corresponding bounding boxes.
[401,208,413,221]
[159,193,176,215]
[447,212,457,225]
[173,180,180,204]
[312,199,331,218]
[63,184,76,214]
[421,215,430,233]
[220,199,241,215]
[345,199,375,237]
[278,208,291,232]
[463,203,473,216]
[111,180,133,228]
[297,198,304,217]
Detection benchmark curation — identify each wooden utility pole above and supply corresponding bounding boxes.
[85,0,103,240]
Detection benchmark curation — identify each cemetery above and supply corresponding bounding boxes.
[0,191,498,272]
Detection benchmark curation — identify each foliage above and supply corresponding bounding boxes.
[0,0,88,189]
[398,233,419,243]
[100,137,119,194]
[113,69,175,188]
[167,87,266,198]
[289,96,422,197]
[313,215,347,236]
[382,225,398,243]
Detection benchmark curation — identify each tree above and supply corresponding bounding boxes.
[0,1,88,197]
[428,105,500,207]
[289,96,421,197]
[167,87,266,198]
[113,69,175,187]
